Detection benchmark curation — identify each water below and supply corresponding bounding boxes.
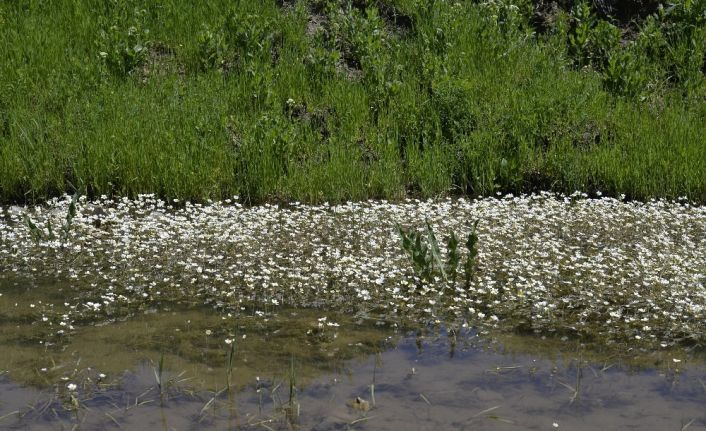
[1,305,705,431]
[2,196,706,429]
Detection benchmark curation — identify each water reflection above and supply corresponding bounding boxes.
[0,306,705,430]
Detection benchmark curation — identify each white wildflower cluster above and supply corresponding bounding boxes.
[1,192,704,348]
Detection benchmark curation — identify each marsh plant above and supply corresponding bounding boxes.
[287,357,300,423]
[397,219,480,287]
[153,352,166,399]
[24,194,78,244]
[225,338,236,391]
[3,193,706,351]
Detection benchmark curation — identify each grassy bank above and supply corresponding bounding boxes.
[1,0,705,204]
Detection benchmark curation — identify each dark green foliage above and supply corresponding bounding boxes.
[445,231,460,281]
[603,50,648,96]
[397,223,435,281]
[23,216,44,244]
[425,221,447,280]
[560,0,706,97]
[196,24,228,71]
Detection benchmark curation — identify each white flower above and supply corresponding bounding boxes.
[224,339,233,345]
[66,383,77,391]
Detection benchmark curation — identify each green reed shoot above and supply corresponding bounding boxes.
[24,194,78,244]
[153,351,165,397]
[464,220,480,288]
[426,222,447,281]
[287,356,299,423]
[226,340,236,392]
[397,219,480,286]
[397,223,430,279]
[446,231,460,281]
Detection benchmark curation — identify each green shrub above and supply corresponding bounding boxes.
[603,50,649,96]
[568,1,621,68]
[96,6,152,77]
[223,9,278,61]
[196,24,228,71]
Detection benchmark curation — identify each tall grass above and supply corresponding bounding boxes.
[0,0,704,204]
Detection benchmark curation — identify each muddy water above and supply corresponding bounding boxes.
[1,306,705,431]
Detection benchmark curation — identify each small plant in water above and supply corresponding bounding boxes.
[24,194,78,245]
[463,220,480,288]
[153,351,165,398]
[397,219,480,286]
[396,221,446,281]
[286,356,299,424]
[225,338,236,392]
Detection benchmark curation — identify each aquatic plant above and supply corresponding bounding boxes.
[397,219,480,286]
[2,193,706,352]
[396,221,444,282]
[224,337,236,393]
[464,219,480,288]
[23,194,77,244]
[153,351,165,396]
[286,356,299,424]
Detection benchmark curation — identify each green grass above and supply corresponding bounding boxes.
[0,0,705,204]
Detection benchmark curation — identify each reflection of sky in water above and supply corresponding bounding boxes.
[1,328,704,431]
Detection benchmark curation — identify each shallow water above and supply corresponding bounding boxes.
[2,196,706,430]
[1,304,705,431]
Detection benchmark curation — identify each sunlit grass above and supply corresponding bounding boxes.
[0,1,705,204]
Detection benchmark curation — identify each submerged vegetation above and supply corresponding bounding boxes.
[1,0,705,204]
[1,192,705,427]
[2,193,705,351]
[2,193,705,427]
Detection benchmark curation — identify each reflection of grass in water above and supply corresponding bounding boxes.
[2,318,705,430]
[2,275,704,394]
[286,356,299,425]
